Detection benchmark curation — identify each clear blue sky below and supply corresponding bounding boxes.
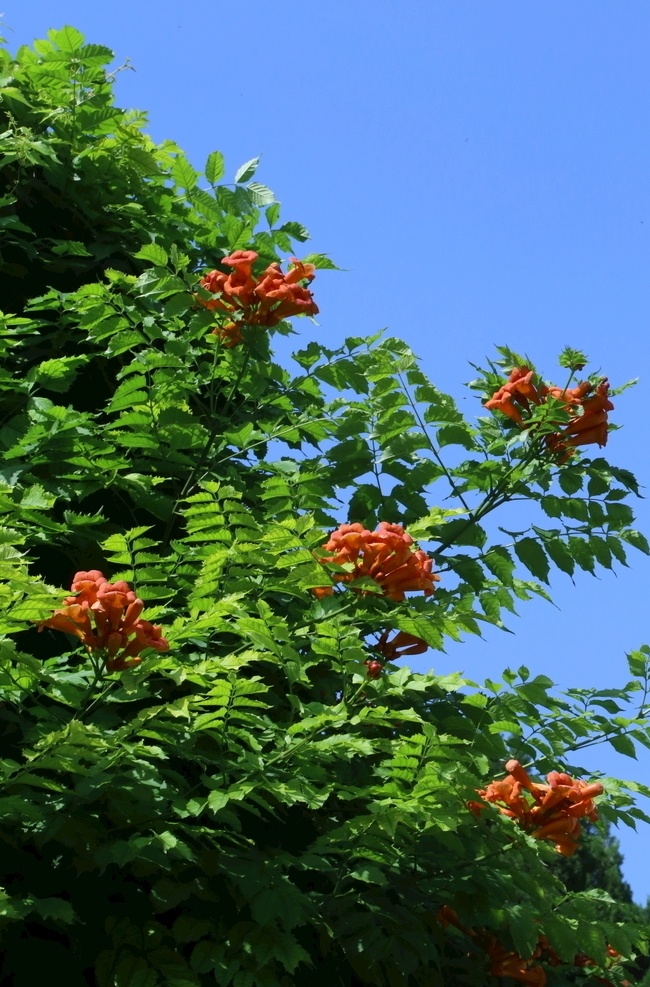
[5,1,650,900]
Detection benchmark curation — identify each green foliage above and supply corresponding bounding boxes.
[0,26,648,987]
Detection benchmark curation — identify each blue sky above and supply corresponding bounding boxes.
[5,1,650,900]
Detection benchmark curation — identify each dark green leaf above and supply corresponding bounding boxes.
[609,733,637,758]
[514,537,550,583]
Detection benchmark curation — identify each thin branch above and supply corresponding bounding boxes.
[396,371,472,513]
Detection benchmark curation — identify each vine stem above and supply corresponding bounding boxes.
[181,347,252,500]
[160,347,252,553]
[72,653,106,720]
[396,370,472,513]
[432,434,549,557]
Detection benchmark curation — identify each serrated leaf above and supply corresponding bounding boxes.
[33,897,76,923]
[621,529,650,554]
[205,150,225,184]
[606,501,635,528]
[251,884,306,930]
[514,537,550,583]
[483,546,515,586]
[609,733,637,758]
[437,422,476,449]
[557,469,583,495]
[567,536,595,574]
[171,153,198,190]
[626,648,649,678]
[406,507,466,541]
[280,221,310,242]
[247,182,275,206]
[207,791,230,812]
[189,187,221,221]
[234,156,260,183]
[349,865,388,886]
[266,202,281,227]
[436,518,487,550]
[607,537,628,566]
[543,537,575,576]
[31,357,87,394]
[48,26,85,52]
[20,484,56,510]
[589,536,613,569]
[393,615,442,651]
[51,240,92,257]
[508,905,539,958]
[134,243,169,266]
[301,252,337,269]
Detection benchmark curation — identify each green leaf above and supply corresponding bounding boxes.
[266,202,281,227]
[251,884,307,930]
[349,865,388,886]
[587,472,611,497]
[207,791,230,812]
[205,150,225,184]
[483,546,515,586]
[514,537,550,583]
[627,648,649,678]
[437,423,476,450]
[280,221,310,242]
[48,25,85,52]
[607,536,628,566]
[609,733,637,758]
[436,518,487,549]
[302,252,337,269]
[171,153,199,190]
[189,187,221,221]
[234,156,260,183]
[247,182,275,206]
[30,356,86,393]
[621,529,650,555]
[508,905,540,958]
[21,484,56,510]
[543,537,575,577]
[541,495,563,519]
[568,536,596,574]
[33,897,76,923]
[589,536,613,570]
[606,502,635,528]
[134,243,169,266]
[51,240,92,257]
[393,615,443,651]
[557,468,583,495]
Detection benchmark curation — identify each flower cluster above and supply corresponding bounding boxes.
[484,366,614,456]
[472,759,603,857]
[313,522,440,601]
[546,379,614,458]
[39,570,170,672]
[436,907,547,986]
[436,905,632,987]
[573,947,630,987]
[484,367,547,427]
[435,909,627,986]
[197,249,318,346]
